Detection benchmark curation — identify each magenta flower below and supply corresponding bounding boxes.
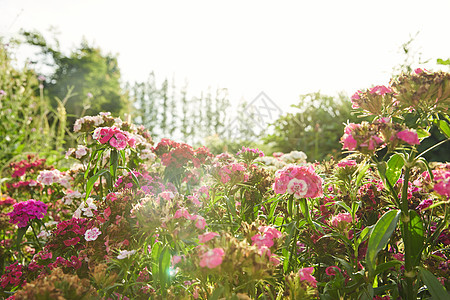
[93,126,136,150]
[259,226,282,239]
[84,227,102,241]
[298,267,317,287]
[199,248,225,269]
[416,199,433,211]
[397,130,420,145]
[8,199,48,228]
[198,232,219,243]
[325,266,341,276]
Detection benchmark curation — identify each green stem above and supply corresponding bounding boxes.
[31,221,43,251]
[400,165,415,299]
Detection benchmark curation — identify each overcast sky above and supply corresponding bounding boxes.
[1,0,449,113]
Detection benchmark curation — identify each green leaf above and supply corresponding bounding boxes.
[85,169,109,200]
[437,119,450,138]
[366,210,400,275]
[437,58,450,65]
[159,246,171,290]
[16,225,29,250]
[407,210,424,266]
[355,163,371,189]
[418,267,449,300]
[416,128,431,140]
[355,225,373,250]
[110,149,119,180]
[385,154,404,187]
[374,260,402,276]
[299,198,313,228]
[209,285,225,300]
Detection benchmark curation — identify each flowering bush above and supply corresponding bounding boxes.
[1,70,450,299]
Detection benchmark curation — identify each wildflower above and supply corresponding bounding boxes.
[195,216,207,230]
[369,85,393,96]
[397,129,420,145]
[199,248,225,269]
[286,178,308,198]
[325,266,341,276]
[298,267,317,287]
[84,227,102,241]
[251,233,274,248]
[198,232,219,243]
[433,171,450,197]
[93,126,135,150]
[416,199,433,211]
[273,164,323,198]
[117,250,136,259]
[8,199,48,228]
[329,213,354,228]
[337,159,357,168]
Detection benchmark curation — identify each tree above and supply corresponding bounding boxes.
[263,92,359,161]
[21,31,129,128]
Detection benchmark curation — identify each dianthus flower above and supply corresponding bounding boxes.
[117,249,136,259]
[199,248,225,269]
[397,129,420,145]
[298,267,317,287]
[198,232,219,243]
[8,199,48,227]
[273,164,323,198]
[329,213,354,228]
[84,227,102,241]
[337,159,357,168]
[433,170,450,197]
[93,126,136,150]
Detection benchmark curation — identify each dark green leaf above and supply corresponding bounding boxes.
[419,267,449,300]
[85,169,109,200]
[407,210,424,266]
[367,210,400,275]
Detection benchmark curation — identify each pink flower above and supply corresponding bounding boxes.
[273,165,323,198]
[337,160,357,168]
[198,232,219,243]
[251,233,274,248]
[259,226,282,239]
[287,178,308,198]
[194,216,207,230]
[397,130,420,145]
[199,248,225,269]
[414,68,423,74]
[171,255,182,266]
[369,85,392,96]
[416,199,433,211]
[434,171,450,197]
[341,134,358,151]
[84,227,101,241]
[298,267,317,287]
[329,213,354,227]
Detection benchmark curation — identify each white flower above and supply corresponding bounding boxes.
[85,227,102,241]
[75,145,88,159]
[117,250,136,259]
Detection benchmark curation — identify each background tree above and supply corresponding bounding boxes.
[21,31,129,130]
[263,92,358,161]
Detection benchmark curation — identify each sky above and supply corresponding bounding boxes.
[1,0,449,115]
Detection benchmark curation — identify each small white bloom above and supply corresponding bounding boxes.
[117,249,136,259]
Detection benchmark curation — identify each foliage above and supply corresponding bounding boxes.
[21,30,129,136]
[0,41,68,173]
[264,92,358,161]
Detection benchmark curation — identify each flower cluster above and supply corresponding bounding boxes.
[36,169,72,189]
[65,145,89,159]
[198,248,225,269]
[93,126,136,150]
[273,164,323,198]
[73,112,118,133]
[351,85,395,115]
[9,155,46,178]
[340,119,420,153]
[8,199,48,228]
[217,162,249,185]
[154,138,212,170]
